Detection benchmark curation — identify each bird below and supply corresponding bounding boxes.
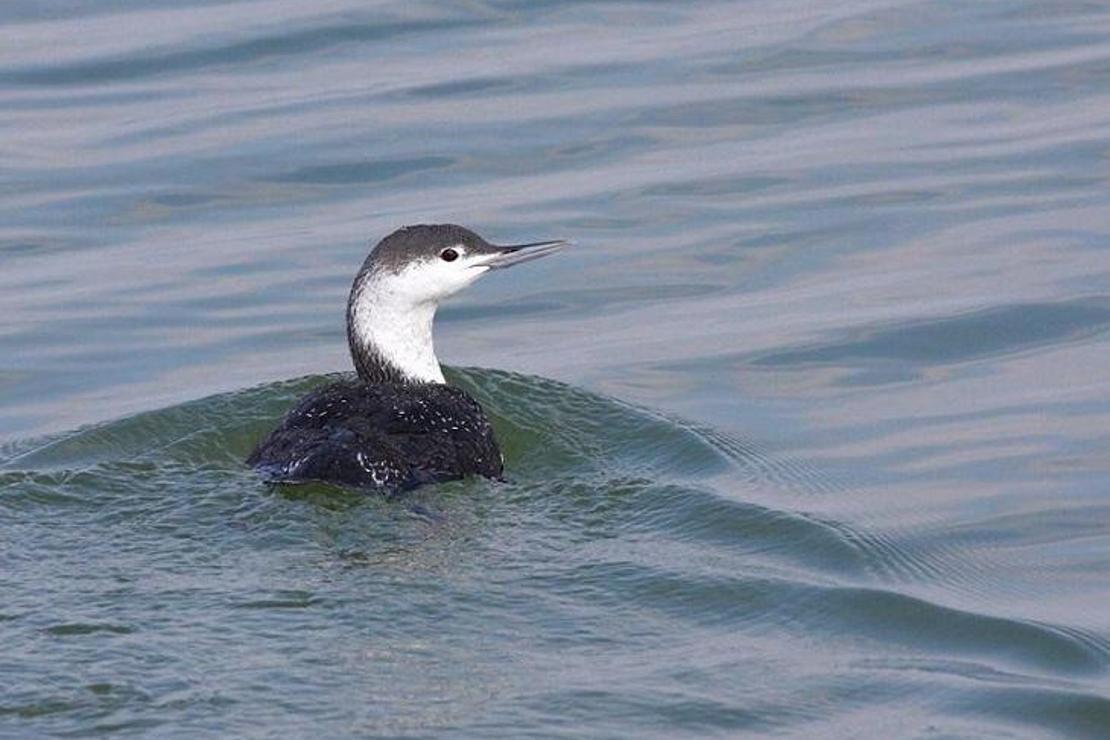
[247,224,567,493]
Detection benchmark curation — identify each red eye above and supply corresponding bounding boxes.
[440,248,459,262]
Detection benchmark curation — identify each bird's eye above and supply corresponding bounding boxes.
[440,248,459,262]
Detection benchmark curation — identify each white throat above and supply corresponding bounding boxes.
[347,247,494,385]
[349,270,447,384]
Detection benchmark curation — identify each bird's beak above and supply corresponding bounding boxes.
[476,239,569,269]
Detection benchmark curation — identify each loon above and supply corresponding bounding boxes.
[247,224,567,492]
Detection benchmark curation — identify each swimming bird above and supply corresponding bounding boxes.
[247,224,567,492]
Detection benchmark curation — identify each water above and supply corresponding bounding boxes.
[2,0,1110,736]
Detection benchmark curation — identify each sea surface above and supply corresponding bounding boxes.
[3,1,1110,737]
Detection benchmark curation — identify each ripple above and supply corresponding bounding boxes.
[1,16,485,87]
[4,0,1110,734]
[268,156,455,186]
[2,366,1107,737]
[755,298,1110,371]
[951,685,1110,739]
[44,623,135,637]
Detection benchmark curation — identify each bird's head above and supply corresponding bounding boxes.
[360,224,567,305]
[347,224,568,384]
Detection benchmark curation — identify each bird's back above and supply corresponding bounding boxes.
[247,379,503,492]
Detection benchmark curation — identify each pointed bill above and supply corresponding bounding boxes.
[475,239,569,269]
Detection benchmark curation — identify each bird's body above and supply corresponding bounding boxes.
[247,224,565,493]
[246,378,501,491]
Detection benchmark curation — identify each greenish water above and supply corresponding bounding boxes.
[8,369,1104,737]
[3,1,1110,737]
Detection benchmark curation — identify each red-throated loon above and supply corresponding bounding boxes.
[247,224,567,492]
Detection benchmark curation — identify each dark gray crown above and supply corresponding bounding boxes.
[360,224,495,275]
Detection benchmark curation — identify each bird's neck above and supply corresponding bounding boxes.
[346,274,446,385]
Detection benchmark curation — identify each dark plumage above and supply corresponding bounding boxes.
[247,379,502,492]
